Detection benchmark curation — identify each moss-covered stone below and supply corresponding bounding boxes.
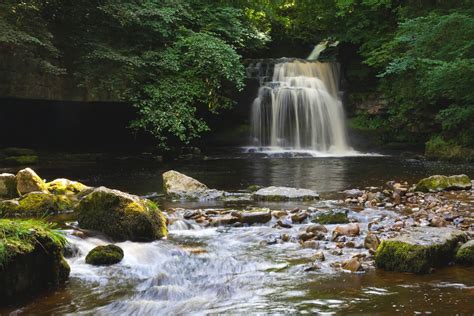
[76,186,167,241]
[375,227,467,274]
[415,174,472,192]
[455,240,474,265]
[0,192,74,217]
[16,168,47,195]
[0,173,19,199]
[0,219,69,304]
[85,244,124,266]
[312,209,349,224]
[46,178,89,195]
[4,155,39,165]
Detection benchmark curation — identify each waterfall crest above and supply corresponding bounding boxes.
[250,59,352,154]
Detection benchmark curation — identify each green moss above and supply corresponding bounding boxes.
[455,241,474,265]
[3,155,38,165]
[0,193,75,217]
[76,187,167,241]
[2,148,36,156]
[375,235,465,274]
[415,175,450,192]
[46,178,88,195]
[85,244,124,265]
[247,185,262,192]
[0,219,66,267]
[312,210,349,224]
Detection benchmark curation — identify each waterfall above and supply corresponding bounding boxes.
[250,59,352,154]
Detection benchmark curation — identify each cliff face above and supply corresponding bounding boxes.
[0,53,113,102]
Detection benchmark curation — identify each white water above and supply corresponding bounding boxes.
[250,60,354,156]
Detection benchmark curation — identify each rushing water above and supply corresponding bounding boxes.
[1,152,474,315]
[250,60,351,154]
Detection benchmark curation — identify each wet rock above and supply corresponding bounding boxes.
[345,241,356,248]
[429,216,447,227]
[239,211,272,225]
[211,214,240,226]
[0,173,19,199]
[343,189,364,198]
[76,187,167,241]
[291,210,308,223]
[253,186,319,201]
[162,170,225,200]
[455,240,474,265]
[375,227,468,273]
[85,245,124,266]
[364,233,380,252]
[312,209,349,225]
[276,220,292,228]
[312,250,325,261]
[299,232,315,242]
[306,223,328,234]
[281,233,290,242]
[183,209,202,220]
[342,258,362,272]
[272,210,288,218]
[16,168,47,195]
[332,223,360,239]
[302,240,319,249]
[304,263,321,271]
[415,175,471,192]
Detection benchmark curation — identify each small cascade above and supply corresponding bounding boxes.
[250,59,352,155]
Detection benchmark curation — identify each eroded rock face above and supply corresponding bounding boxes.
[76,187,167,241]
[162,170,225,200]
[375,227,468,273]
[0,173,18,198]
[16,168,47,195]
[415,174,471,192]
[85,245,124,266]
[253,186,319,201]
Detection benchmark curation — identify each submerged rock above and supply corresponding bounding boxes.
[312,209,349,224]
[16,168,47,195]
[415,174,471,192]
[162,170,225,200]
[0,219,70,304]
[375,227,468,273]
[455,240,474,265]
[342,258,362,272]
[253,186,319,201]
[86,245,124,266]
[76,186,167,241]
[0,173,18,198]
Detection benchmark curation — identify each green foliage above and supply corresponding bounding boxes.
[0,219,66,267]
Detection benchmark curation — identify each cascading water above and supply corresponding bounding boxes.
[250,59,353,155]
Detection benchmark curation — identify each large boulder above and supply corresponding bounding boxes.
[253,186,319,201]
[0,219,70,305]
[455,240,474,265]
[375,227,468,274]
[0,173,19,199]
[86,245,124,266]
[76,186,167,241]
[16,168,47,195]
[162,170,225,200]
[415,174,472,192]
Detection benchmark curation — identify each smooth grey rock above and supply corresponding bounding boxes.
[253,186,319,201]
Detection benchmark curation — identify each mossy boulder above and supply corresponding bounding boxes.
[85,244,124,265]
[455,240,474,265]
[415,174,472,192]
[0,192,74,217]
[375,227,468,274]
[16,168,47,195]
[0,219,70,305]
[0,173,19,199]
[162,170,225,200]
[312,209,349,224]
[253,186,319,201]
[46,178,89,195]
[76,186,167,241]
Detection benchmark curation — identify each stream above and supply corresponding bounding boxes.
[2,151,474,314]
